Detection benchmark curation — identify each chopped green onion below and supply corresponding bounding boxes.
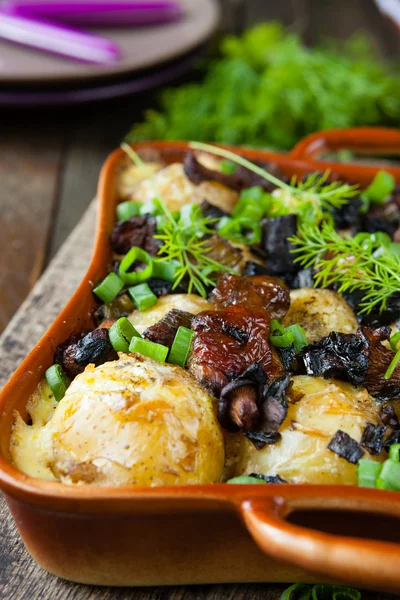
[226,476,266,484]
[109,317,140,353]
[389,444,400,462]
[116,201,142,221]
[389,242,400,257]
[271,319,286,335]
[362,171,395,205]
[93,272,124,303]
[45,364,68,402]
[384,348,400,380]
[287,324,308,353]
[280,583,312,600]
[220,159,237,174]
[152,259,180,282]
[357,459,382,488]
[390,331,400,351]
[119,247,154,285]
[312,585,361,600]
[270,321,307,353]
[376,458,400,490]
[270,329,294,348]
[140,197,164,216]
[168,326,195,367]
[129,337,168,362]
[128,283,157,311]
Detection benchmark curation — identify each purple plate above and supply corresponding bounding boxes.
[0,45,205,106]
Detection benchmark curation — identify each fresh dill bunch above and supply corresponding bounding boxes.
[120,143,235,297]
[289,221,400,314]
[190,141,359,220]
[155,212,235,297]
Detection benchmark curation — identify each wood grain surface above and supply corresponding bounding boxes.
[0,1,399,598]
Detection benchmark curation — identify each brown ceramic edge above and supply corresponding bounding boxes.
[1,133,400,512]
[290,127,400,171]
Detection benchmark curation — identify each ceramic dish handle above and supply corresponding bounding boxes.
[241,497,400,589]
[290,127,400,161]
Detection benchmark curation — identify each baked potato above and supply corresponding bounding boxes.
[12,355,224,486]
[232,375,384,485]
[282,288,358,343]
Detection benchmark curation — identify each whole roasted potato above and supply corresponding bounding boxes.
[282,288,358,343]
[13,355,224,486]
[233,375,383,485]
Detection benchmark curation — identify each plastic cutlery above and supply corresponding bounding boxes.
[0,9,121,63]
[2,1,184,27]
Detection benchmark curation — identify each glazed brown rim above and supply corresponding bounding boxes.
[2,130,400,588]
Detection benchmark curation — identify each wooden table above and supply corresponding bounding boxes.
[0,1,399,598]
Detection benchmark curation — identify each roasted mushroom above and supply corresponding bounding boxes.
[183,152,283,193]
[110,214,160,256]
[188,305,284,396]
[143,309,193,348]
[212,273,290,319]
[56,328,118,378]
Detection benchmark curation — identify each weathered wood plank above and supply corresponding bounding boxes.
[0,116,65,334]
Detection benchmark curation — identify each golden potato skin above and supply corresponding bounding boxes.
[12,355,224,487]
[282,288,358,343]
[128,294,213,334]
[233,376,384,485]
[122,162,238,213]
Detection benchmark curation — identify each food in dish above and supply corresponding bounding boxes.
[10,143,400,489]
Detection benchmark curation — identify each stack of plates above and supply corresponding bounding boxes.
[0,0,219,106]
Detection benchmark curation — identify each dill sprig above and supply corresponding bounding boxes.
[189,141,359,217]
[155,216,234,297]
[121,143,234,297]
[289,221,400,314]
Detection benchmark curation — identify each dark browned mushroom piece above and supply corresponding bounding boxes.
[110,214,161,256]
[183,152,285,193]
[56,327,118,378]
[188,305,284,398]
[143,309,194,349]
[212,273,290,320]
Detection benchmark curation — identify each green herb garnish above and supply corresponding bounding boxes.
[289,221,400,315]
[127,23,400,150]
[189,141,358,222]
[121,144,235,298]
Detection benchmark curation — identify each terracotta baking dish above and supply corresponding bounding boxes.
[2,127,400,591]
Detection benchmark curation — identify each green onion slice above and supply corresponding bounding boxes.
[45,364,68,402]
[357,459,382,488]
[362,171,395,205]
[119,247,154,285]
[384,348,400,380]
[389,444,400,462]
[287,324,308,353]
[226,476,266,485]
[140,197,164,216]
[168,326,195,368]
[152,259,180,282]
[93,272,124,303]
[116,201,142,221]
[109,317,140,353]
[376,458,400,490]
[220,160,237,174]
[390,331,400,351]
[270,329,294,348]
[280,583,312,600]
[129,337,169,363]
[128,282,158,311]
